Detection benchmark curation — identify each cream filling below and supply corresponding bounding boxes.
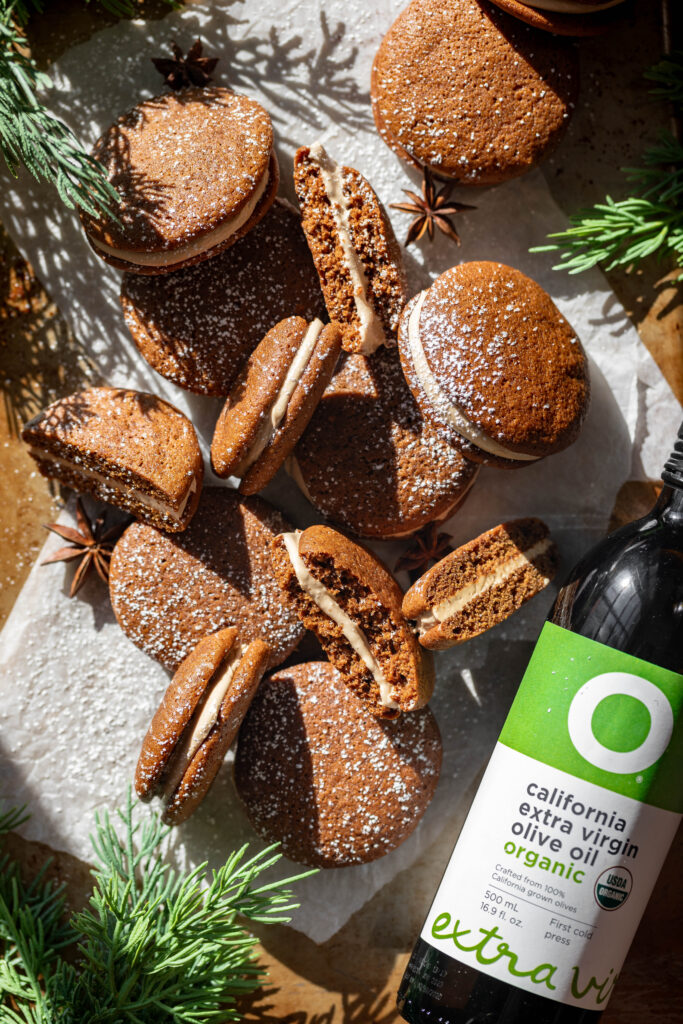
[232,320,325,478]
[416,537,553,634]
[91,166,270,267]
[408,292,539,463]
[523,0,625,12]
[161,643,246,800]
[284,454,315,505]
[282,531,398,710]
[28,446,196,521]
[308,141,386,355]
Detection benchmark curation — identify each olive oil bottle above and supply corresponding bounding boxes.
[397,423,683,1023]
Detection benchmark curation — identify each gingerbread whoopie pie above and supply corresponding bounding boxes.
[403,518,559,649]
[136,628,270,825]
[234,662,442,867]
[120,200,326,396]
[398,262,590,468]
[109,487,304,672]
[289,347,478,538]
[22,387,203,532]
[270,525,434,718]
[211,317,342,494]
[81,86,278,274]
[293,143,408,354]
[371,0,579,184]
[488,0,628,36]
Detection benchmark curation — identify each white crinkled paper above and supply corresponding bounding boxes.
[0,0,680,942]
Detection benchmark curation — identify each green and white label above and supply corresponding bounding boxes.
[421,623,683,1010]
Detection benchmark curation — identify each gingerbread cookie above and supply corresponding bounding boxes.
[234,662,442,867]
[120,200,326,396]
[81,87,278,274]
[22,387,203,532]
[289,347,478,537]
[371,0,579,184]
[403,518,558,649]
[136,628,271,825]
[271,525,434,717]
[488,0,627,36]
[398,262,590,468]
[109,487,303,671]
[294,143,408,354]
[211,317,343,494]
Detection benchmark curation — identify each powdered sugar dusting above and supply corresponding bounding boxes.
[294,346,479,536]
[89,88,273,251]
[0,0,676,948]
[235,662,441,866]
[109,488,303,671]
[373,0,578,184]
[417,263,588,445]
[121,202,325,395]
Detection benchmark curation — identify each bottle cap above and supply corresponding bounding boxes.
[662,419,683,488]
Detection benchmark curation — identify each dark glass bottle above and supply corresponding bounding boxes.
[397,423,683,1024]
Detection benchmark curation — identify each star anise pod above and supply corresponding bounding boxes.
[390,169,475,247]
[395,522,454,576]
[41,498,129,597]
[152,39,219,92]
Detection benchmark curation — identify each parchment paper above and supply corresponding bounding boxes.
[0,0,680,943]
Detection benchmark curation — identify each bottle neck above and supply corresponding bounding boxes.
[655,483,683,526]
[658,420,683,526]
[661,419,683,490]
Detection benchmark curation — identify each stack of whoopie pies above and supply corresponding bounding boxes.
[24,2,594,867]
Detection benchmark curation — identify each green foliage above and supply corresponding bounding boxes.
[0,0,177,217]
[644,50,683,107]
[0,804,71,1023]
[0,791,310,1023]
[533,53,683,277]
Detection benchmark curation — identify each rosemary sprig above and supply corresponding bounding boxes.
[0,791,311,1022]
[0,0,177,217]
[533,53,683,277]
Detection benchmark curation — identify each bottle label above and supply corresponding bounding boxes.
[421,622,683,1010]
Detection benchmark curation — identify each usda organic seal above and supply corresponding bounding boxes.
[594,866,633,911]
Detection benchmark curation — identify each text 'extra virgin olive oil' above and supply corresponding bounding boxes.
[397,423,683,1023]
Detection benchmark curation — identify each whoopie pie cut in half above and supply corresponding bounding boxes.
[270,524,434,718]
[403,518,559,648]
[293,142,408,355]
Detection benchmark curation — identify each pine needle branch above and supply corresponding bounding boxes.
[644,49,683,107]
[533,52,683,277]
[0,0,178,217]
[0,789,314,1022]
[0,811,72,1023]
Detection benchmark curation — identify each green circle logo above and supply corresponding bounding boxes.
[591,694,652,753]
[568,672,674,774]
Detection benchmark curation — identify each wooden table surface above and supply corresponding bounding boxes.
[0,2,681,1021]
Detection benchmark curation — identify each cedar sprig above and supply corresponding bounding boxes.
[0,0,177,218]
[0,789,312,1022]
[0,803,71,1022]
[533,53,683,277]
[644,50,683,107]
